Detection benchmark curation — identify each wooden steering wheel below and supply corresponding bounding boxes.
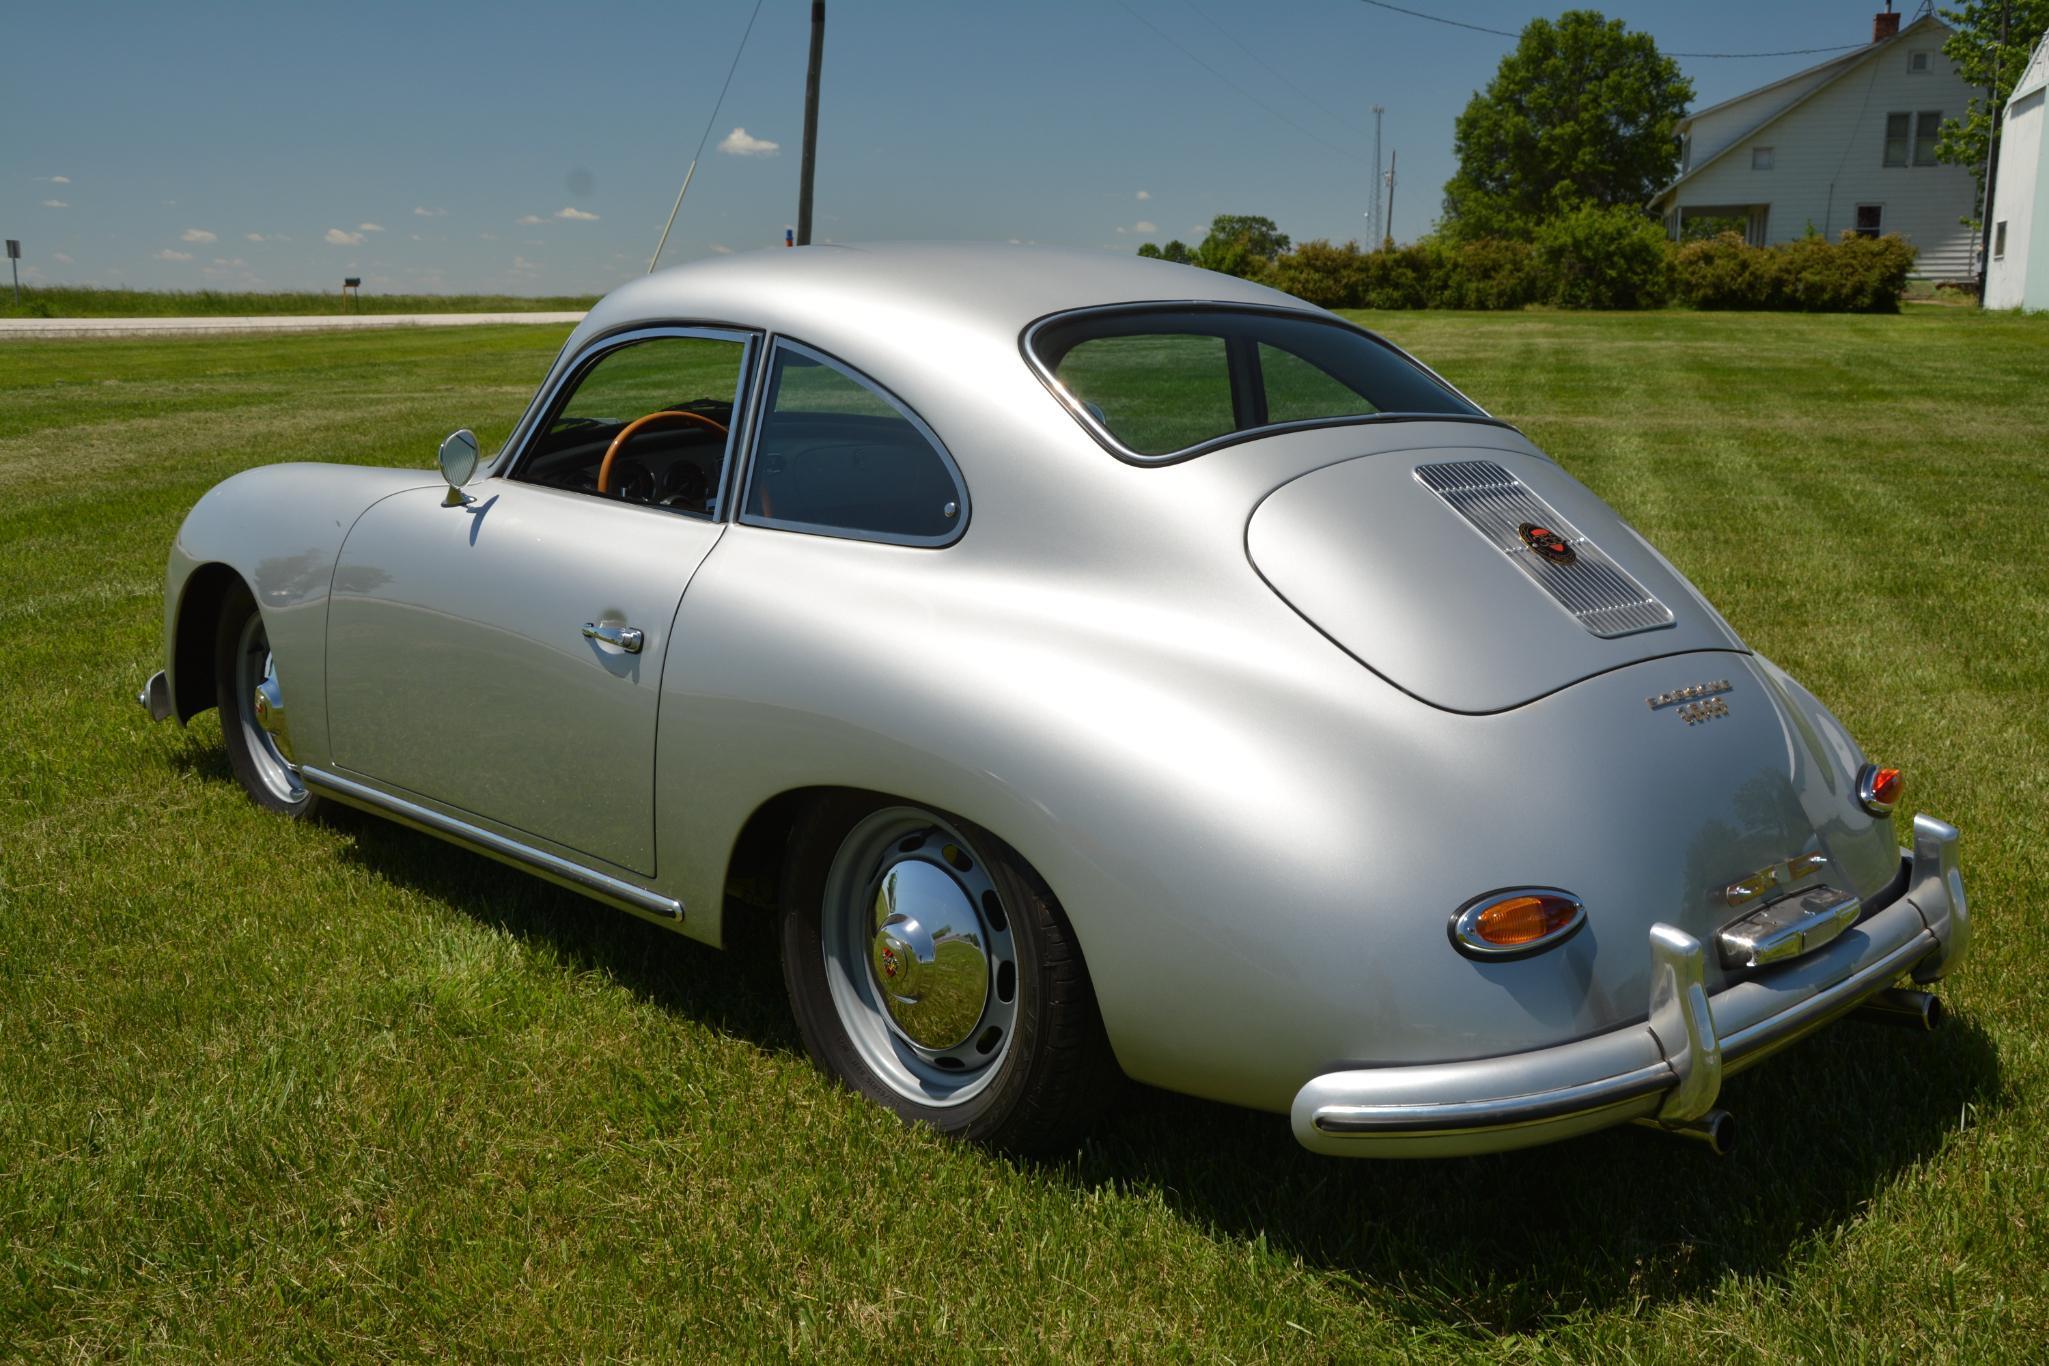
[596,410,730,496]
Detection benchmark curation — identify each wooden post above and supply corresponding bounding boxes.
[797,0,824,246]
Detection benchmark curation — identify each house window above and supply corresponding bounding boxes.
[1884,113,1910,167]
[1995,221,2008,259]
[1752,146,1775,170]
[1854,205,1883,239]
[1914,111,1942,166]
[1908,50,1931,73]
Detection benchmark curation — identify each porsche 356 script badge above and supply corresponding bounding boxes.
[1517,522,1577,565]
[1647,679,1733,725]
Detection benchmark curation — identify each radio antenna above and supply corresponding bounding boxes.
[649,0,769,273]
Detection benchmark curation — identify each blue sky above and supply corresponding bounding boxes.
[4,1,1908,295]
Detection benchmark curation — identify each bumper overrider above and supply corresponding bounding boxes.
[1292,814,1970,1157]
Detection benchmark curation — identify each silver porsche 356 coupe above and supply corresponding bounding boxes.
[141,244,1969,1158]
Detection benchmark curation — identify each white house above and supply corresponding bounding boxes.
[1651,9,1980,279]
[1984,29,2049,309]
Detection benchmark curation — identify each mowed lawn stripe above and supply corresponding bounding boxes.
[2,311,2046,1357]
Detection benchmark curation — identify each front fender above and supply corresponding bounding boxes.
[163,462,438,765]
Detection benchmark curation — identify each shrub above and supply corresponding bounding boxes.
[1264,239,1372,308]
[1532,202,1672,308]
[1429,238,1543,309]
[1672,230,1917,312]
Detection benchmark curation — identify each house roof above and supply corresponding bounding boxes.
[1652,13,1949,210]
[2010,28,2049,108]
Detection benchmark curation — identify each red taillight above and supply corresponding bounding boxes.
[1452,889,1586,958]
[1858,764,1904,816]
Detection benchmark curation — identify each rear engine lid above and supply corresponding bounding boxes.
[1247,449,1743,712]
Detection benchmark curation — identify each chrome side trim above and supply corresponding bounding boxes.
[300,767,683,924]
[138,670,174,722]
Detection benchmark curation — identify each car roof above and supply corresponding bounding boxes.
[568,242,1322,357]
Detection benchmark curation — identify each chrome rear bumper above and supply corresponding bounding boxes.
[1291,813,1969,1157]
[138,670,173,722]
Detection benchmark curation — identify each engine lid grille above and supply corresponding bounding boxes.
[1415,460,1674,639]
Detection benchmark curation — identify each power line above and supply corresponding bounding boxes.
[1179,0,1357,135]
[1351,0,1867,60]
[1113,0,1364,164]
[649,0,769,273]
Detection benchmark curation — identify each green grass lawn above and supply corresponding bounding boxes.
[0,285,596,320]
[3,309,2047,1357]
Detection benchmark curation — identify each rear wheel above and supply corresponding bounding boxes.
[780,792,1117,1154]
[215,581,322,820]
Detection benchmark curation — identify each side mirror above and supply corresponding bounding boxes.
[438,429,480,506]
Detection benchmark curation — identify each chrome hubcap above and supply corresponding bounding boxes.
[869,859,989,1050]
[821,808,1018,1107]
[235,614,304,805]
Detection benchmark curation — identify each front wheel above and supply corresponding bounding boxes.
[214,581,322,820]
[780,793,1117,1154]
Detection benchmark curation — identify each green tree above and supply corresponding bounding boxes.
[1135,239,1193,264]
[1189,215,1290,279]
[1442,9,1692,239]
[1936,1,2049,220]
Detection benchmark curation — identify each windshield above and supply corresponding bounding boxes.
[1027,306,1484,460]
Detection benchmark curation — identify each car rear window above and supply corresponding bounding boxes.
[1027,306,1482,459]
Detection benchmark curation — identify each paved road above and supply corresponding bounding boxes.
[0,312,587,340]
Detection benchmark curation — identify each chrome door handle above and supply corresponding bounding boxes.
[582,621,644,654]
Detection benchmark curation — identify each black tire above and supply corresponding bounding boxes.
[780,791,1119,1155]
[214,580,323,820]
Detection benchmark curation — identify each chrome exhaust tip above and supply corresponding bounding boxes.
[1632,1107,1737,1157]
[1856,987,1945,1032]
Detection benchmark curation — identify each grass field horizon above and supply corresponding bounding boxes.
[0,284,598,320]
[2,309,2045,1356]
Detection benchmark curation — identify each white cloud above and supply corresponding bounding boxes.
[40,175,72,184]
[1136,190,1151,201]
[554,206,599,221]
[245,232,267,242]
[211,257,249,268]
[324,227,366,246]
[358,221,384,232]
[707,242,734,254]
[515,214,543,225]
[511,255,541,276]
[154,248,194,262]
[717,126,780,157]
[180,228,217,243]
[1134,220,1157,234]
[53,252,73,264]
[413,206,446,217]
[480,232,498,240]
[42,199,68,209]
[1114,226,1128,235]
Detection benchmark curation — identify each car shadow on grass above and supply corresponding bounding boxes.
[301,780,2002,1333]
[1057,1010,2002,1330]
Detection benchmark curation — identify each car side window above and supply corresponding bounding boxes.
[742,342,966,545]
[1054,333,1235,457]
[516,333,747,515]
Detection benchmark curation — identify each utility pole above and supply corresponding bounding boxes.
[1369,105,1384,252]
[1976,0,2011,294]
[1382,149,1397,249]
[796,0,825,247]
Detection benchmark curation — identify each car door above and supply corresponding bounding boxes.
[325,327,753,876]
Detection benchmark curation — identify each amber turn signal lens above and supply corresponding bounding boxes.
[1474,895,1578,945]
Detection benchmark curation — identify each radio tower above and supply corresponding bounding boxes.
[1369,105,1385,252]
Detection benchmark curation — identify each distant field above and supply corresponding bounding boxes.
[0,285,599,319]
[2,310,2046,1356]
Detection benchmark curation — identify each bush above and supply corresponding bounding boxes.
[1673,230,1917,312]
[1264,239,1372,308]
[1429,238,1543,309]
[1532,202,1672,309]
